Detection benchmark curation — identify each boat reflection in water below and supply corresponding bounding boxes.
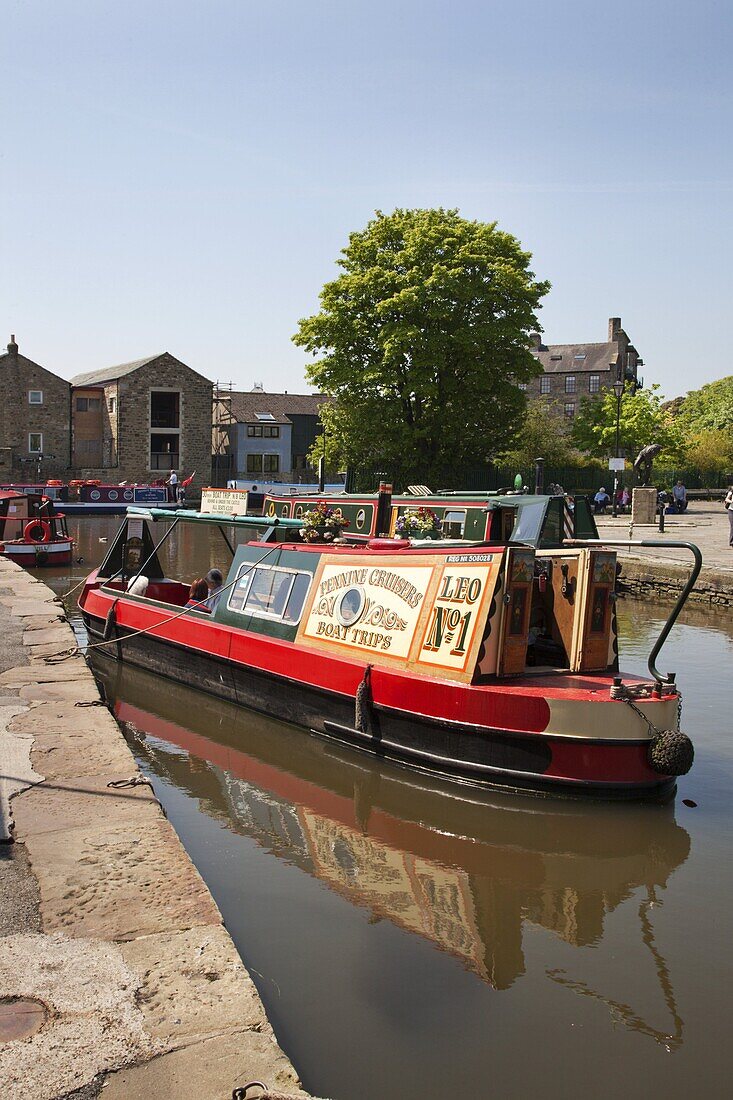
[91,654,691,1051]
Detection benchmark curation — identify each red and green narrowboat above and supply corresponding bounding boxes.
[78,498,699,800]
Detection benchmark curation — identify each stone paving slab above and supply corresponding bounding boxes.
[10,600,65,619]
[23,626,75,646]
[19,679,101,704]
[0,661,89,686]
[23,721,137,781]
[101,1032,310,1100]
[26,816,222,941]
[12,774,159,837]
[119,925,270,1044]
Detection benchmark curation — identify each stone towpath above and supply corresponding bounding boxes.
[0,558,320,1100]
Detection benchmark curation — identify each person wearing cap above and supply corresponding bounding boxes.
[204,568,224,612]
[593,486,610,514]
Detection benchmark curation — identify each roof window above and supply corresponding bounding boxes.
[550,354,562,361]
[255,412,276,421]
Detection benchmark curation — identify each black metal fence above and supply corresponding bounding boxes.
[346,464,732,496]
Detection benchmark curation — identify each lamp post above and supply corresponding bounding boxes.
[611,369,624,518]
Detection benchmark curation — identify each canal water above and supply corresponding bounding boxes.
[45,517,732,1100]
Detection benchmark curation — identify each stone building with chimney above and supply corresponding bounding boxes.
[0,336,71,481]
[526,317,643,419]
[69,352,213,486]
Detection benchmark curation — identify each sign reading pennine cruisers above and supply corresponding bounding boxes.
[300,558,433,659]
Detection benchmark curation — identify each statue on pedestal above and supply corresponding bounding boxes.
[633,443,662,486]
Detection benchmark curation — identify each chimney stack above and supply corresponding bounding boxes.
[608,317,622,342]
[529,332,543,350]
[6,335,18,363]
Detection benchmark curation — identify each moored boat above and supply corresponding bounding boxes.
[0,480,178,515]
[78,498,699,800]
[0,489,73,566]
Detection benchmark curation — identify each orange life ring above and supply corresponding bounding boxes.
[24,520,51,544]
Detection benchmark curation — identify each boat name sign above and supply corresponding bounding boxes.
[299,553,502,680]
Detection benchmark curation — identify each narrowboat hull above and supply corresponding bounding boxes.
[0,539,73,566]
[80,584,677,801]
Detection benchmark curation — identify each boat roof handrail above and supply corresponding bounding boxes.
[126,507,304,527]
[563,537,702,684]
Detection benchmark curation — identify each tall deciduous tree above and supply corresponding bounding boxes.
[571,384,684,464]
[294,208,549,484]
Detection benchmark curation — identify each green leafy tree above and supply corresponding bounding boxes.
[571,384,684,465]
[682,428,733,471]
[294,208,549,485]
[675,376,733,433]
[500,399,587,468]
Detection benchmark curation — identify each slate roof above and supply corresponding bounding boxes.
[229,391,328,425]
[70,352,211,387]
[531,342,619,375]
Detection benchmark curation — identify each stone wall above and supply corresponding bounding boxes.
[0,339,71,481]
[617,559,733,609]
[71,354,212,489]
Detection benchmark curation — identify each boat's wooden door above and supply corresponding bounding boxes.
[577,550,616,671]
[497,547,534,676]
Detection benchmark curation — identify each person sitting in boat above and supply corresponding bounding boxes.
[185,578,210,612]
[204,569,224,612]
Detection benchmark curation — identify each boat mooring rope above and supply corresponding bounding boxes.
[43,543,282,664]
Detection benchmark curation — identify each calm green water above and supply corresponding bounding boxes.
[48,518,733,1100]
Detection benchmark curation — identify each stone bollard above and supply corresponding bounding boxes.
[631,487,658,525]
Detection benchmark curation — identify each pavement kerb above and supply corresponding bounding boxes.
[0,558,318,1100]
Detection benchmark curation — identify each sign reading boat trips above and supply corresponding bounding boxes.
[200,487,249,516]
[298,553,501,681]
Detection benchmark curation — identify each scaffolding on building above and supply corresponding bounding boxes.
[212,381,236,485]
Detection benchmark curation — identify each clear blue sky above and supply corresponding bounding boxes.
[2,0,731,398]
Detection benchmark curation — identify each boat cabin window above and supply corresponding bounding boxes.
[510,501,545,544]
[442,510,466,539]
[228,564,312,623]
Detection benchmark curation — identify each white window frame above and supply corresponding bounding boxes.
[589,374,600,394]
[540,376,551,395]
[227,563,312,624]
[442,509,467,538]
[28,432,43,453]
[28,390,43,405]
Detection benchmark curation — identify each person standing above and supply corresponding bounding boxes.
[726,485,733,547]
[673,480,688,513]
[166,469,178,502]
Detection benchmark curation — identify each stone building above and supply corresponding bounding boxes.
[228,389,327,479]
[0,336,71,481]
[527,317,643,419]
[70,352,213,486]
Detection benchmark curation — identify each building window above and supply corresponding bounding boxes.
[247,425,263,437]
[28,432,43,453]
[109,397,116,413]
[264,454,280,473]
[150,391,180,428]
[563,403,575,419]
[263,425,280,438]
[150,434,179,471]
[565,376,577,394]
[247,454,263,473]
[589,374,600,393]
[76,397,88,412]
[28,390,43,405]
[540,376,551,395]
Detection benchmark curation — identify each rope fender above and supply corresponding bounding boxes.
[102,598,119,641]
[648,730,694,776]
[355,664,374,734]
